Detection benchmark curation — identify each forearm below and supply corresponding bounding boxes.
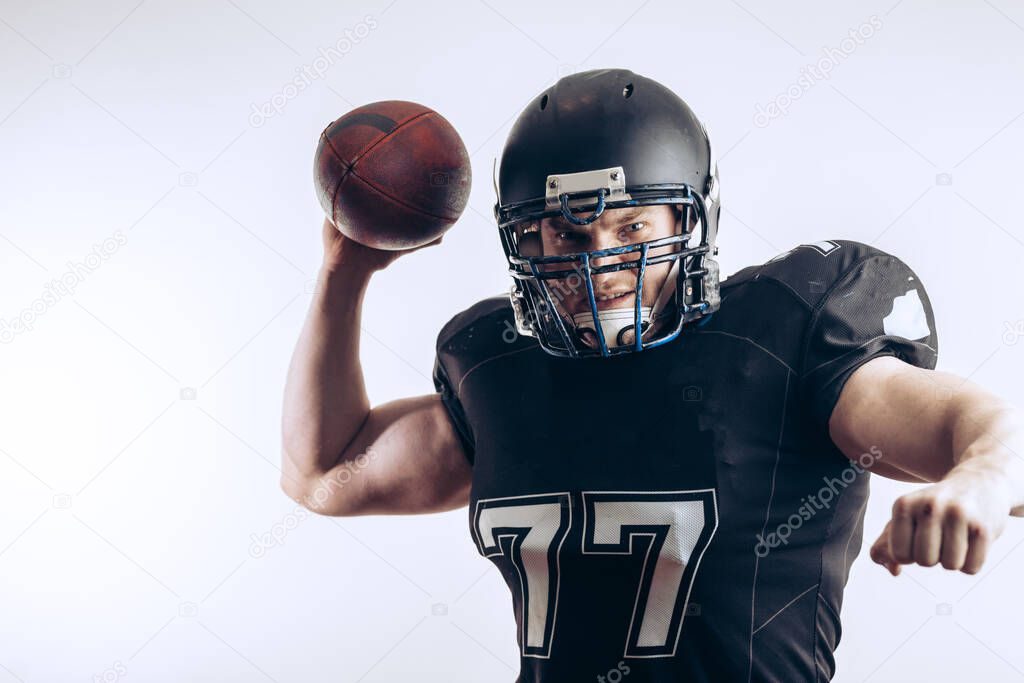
[947,398,1024,516]
[281,262,374,483]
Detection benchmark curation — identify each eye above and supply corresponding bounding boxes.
[555,231,586,242]
[626,221,647,232]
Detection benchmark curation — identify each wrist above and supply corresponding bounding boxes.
[321,257,376,281]
[948,454,1024,513]
[315,260,373,310]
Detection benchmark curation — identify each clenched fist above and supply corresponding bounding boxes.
[869,472,1013,576]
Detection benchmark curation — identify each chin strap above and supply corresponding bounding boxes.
[571,305,654,348]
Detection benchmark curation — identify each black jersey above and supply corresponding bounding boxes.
[432,240,937,682]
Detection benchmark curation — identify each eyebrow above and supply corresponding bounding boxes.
[543,207,647,230]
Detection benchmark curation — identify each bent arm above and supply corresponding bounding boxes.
[280,231,470,516]
[283,393,471,516]
[281,262,375,482]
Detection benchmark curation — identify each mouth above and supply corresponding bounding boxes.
[591,290,635,311]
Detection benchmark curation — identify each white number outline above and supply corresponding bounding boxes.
[472,492,572,659]
[473,489,718,660]
[582,489,718,658]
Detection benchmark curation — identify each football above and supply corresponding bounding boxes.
[313,100,472,250]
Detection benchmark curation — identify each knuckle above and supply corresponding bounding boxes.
[892,498,913,518]
[943,502,967,523]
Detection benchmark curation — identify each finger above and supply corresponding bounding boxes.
[939,505,969,571]
[889,498,916,564]
[912,500,942,566]
[407,235,444,254]
[961,526,990,575]
[869,537,888,565]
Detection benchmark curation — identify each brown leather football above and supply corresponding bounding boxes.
[314,100,472,250]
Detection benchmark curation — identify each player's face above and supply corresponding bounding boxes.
[535,204,682,316]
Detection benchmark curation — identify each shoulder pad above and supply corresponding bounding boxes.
[737,240,902,309]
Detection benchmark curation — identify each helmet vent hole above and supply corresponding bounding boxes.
[540,94,549,110]
[622,83,634,99]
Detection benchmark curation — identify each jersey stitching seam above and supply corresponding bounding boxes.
[457,344,538,396]
[752,583,819,635]
[842,495,870,570]
[802,335,899,378]
[818,589,842,623]
[812,467,850,683]
[748,372,790,683]
[691,329,796,373]
[435,356,476,461]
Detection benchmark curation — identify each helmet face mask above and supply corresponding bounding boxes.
[493,69,722,359]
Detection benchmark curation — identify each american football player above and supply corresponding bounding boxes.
[281,69,1024,681]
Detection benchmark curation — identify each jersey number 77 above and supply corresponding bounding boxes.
[473,489,718,659]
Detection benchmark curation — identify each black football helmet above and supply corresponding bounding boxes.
[493,68,721,358]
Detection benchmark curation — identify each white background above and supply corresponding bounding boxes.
[2,0,1023,681]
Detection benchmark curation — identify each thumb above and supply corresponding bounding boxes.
[400,235,444,256]
[869,521,901,576]
[416,234,444,250]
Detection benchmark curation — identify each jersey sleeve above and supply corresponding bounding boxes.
[432,352,476,465]
[799,246,938,438]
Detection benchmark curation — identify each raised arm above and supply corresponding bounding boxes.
[279,219,471,516]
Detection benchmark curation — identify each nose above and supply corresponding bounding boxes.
[589,231,637,290]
